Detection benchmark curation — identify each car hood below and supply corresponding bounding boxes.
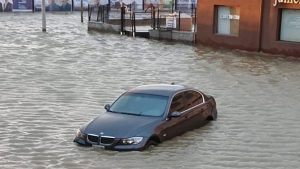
[83,112,162,138]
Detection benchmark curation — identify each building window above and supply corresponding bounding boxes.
[215,6,240,36]
[280,9,300,42]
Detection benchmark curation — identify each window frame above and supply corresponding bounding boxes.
[278,8,300,43]
[167,89,206,115]
[183,90,204,110]
[214,5,241,37]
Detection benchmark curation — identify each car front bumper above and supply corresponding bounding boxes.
[74,136,149,151]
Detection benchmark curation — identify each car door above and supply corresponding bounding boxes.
[157,91,189,141]
[182,90,209,130]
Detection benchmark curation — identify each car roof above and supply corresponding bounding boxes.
[127,84,191,97]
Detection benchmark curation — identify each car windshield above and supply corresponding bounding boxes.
[109,93,169,117]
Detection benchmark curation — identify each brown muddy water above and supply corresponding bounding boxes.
[0,12,300,169]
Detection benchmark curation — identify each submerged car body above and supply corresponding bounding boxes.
[74,84,217,150]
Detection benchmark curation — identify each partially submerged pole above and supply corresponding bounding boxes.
[81,0,83,22]
[120,6,125,35]
[42,0,46,32]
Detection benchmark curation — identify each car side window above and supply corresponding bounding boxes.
[169,92,187,113]
[184,90,203,110]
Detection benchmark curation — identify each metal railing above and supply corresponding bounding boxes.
[88,4,110,23]
[155,4,197,32]
[120,5,154,36]
[88,3,197,35]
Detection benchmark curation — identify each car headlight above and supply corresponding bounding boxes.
[121,137,143,145]
[76,129,86,139]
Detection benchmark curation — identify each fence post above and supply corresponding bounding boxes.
[178,11,181,31]
[191,3,194,17]
[120,6,125,35]
[194,7,197,43]
[41,0,46,32]
[102,5,105,22]
[88,5,91,21]
[105,4,109,23]
[172,0,174,13]
[151,6,155,29]
[97,6,100,21]
[131,11,134,36]
[81,0,83,22]
[158,7,160,29]
[133,12,136,36]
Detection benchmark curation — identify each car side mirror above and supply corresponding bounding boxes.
[104,104,111,111]
[170,111,181,118]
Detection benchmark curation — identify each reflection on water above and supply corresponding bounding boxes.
[0,12,300,169]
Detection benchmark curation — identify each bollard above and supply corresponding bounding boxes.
[41,0,46,32]
[133,12,136,37]
[88,5,91,21]
[120,6,125,35]
[81,0,83,22]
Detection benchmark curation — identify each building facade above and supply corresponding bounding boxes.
[196,0,300,57]
[261,0,300,56]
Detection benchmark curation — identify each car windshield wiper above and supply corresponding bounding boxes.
[115,111,142,116]
[120,112,142,116]
[108,109,143,116]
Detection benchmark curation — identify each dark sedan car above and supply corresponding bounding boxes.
[74,84,217,150]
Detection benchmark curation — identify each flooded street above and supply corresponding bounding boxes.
[0,12,300,169]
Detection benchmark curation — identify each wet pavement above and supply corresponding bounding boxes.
[0,12,300,169]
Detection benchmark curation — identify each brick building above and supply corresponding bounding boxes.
[196,0,300,57]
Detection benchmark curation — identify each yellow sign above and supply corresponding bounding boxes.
[273,0,300,7]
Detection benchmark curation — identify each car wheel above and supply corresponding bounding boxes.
[207,106,217,121]
[211,107,217,120]
[142,140,158,150]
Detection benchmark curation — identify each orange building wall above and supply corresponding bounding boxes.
[196,0,263,51]
[261,0,300,56]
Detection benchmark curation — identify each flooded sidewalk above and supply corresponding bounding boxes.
[0,12,300,169]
